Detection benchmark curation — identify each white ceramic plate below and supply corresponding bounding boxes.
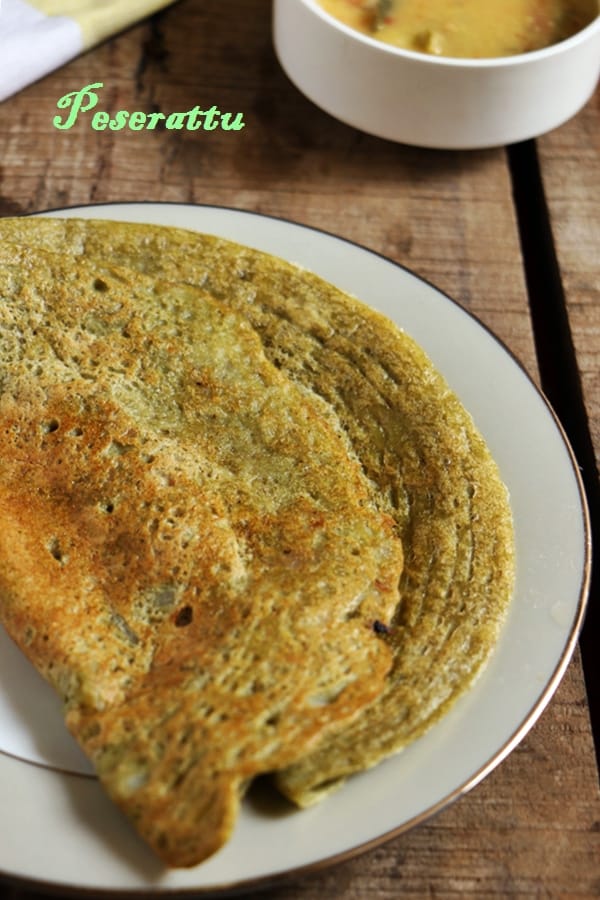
[0,203,590,896]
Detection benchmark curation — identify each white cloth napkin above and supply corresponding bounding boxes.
[0,0,177,102]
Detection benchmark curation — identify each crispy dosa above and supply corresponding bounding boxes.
[0,216,514,832]
[0,238,404,865]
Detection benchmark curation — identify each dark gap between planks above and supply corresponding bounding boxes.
[508,140,600,763]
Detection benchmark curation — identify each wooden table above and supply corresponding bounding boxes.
[0,1,599,896]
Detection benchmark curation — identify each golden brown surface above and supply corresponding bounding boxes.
[0,238,404,866]
[0,216,514,811]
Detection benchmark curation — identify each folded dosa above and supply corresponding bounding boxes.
[0,237,403,865]
[0,216,514,833]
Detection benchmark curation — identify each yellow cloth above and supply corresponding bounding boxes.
[0,0,178,102]
[24,0,177,48]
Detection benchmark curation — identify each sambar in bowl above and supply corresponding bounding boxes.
[318,0,597,58]
[273,0,600,148]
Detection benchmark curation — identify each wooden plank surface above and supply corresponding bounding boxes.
[535,91,600,832]
[0,1,598,897]
[537,97,600,470]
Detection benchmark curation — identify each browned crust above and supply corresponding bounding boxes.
[0,237,403,866]
[0,216,513,856]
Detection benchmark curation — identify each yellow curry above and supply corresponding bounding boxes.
[318,0,598,58]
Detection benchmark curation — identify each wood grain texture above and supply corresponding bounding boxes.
[0,1,598,896]
[537,95,600,472]
[536,89,600,821]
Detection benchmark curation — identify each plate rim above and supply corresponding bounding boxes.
[0,200,592,897]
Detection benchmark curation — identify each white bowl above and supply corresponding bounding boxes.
[273,0,600,149]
